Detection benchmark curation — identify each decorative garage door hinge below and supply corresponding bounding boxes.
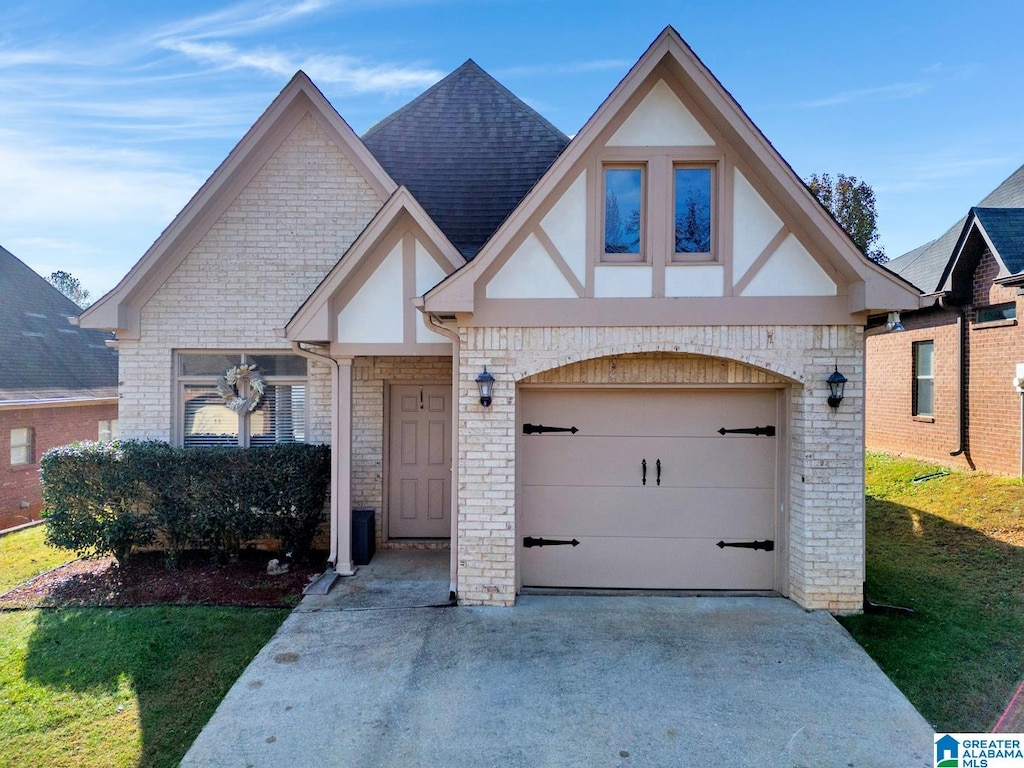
[523,423,579,435]
[717,425,776,437]
[523,537,580,548]
[716,539,775,552]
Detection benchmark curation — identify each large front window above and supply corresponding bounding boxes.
[178,352,307,447]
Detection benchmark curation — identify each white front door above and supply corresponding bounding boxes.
[388,384,451,538]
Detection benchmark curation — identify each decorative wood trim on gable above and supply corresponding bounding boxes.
[286,186,461,352]
[424,26,919,319]
[79,72,397,338]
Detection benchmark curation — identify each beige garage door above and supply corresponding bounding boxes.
[520,388,779,590]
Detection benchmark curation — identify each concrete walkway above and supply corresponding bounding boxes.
[183,551,934,768]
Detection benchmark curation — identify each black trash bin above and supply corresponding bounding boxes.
[352,508,376,565]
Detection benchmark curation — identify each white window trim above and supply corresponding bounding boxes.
[10,427,34,466]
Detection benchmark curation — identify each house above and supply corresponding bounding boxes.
[78,27,917,613]
[866,163,1024,475]
[0,245,119,530]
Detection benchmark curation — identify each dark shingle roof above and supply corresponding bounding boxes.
[0,245,118,401]
[362,60,570,260]
[887,162,1024,292]
[972,207,1024,275]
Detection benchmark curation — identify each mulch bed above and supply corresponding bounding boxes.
[0,550,326,609]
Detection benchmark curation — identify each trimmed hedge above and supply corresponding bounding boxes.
[40,441,330,567]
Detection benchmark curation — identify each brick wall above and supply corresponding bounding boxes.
[866,248,1024,475]
[351,355,452,549]
[456,324,865,613]
[865,308,963,466]
[0,401,118,530]
[116,113,383,444]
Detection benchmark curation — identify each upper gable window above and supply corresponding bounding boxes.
[603,166,644,261]
[673,167,712,261]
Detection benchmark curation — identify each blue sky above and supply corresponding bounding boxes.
[2,0,1023,298]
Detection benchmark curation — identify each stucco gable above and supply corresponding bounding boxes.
[79,71,397,339]
[424,26,918,318]
[286,187,462,350]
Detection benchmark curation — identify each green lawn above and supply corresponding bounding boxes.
[840,453,1024,732]
[0,525,290,767]
[0,524,75,593]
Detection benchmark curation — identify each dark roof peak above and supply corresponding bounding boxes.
[887,161,1024,292]
[362,60,570,259]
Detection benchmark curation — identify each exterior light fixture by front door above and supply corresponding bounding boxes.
[827,365,847,409]
[476,367,495,407]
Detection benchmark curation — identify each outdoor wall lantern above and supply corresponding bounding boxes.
[886,311,905,332]
[476,367,495,407]
[827,365,847,409]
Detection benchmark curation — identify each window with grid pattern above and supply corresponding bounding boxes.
[178,353,307,447]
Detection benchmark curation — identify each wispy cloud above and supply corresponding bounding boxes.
[163,40,443,93]
[150,0,332,43]
[801,81,930,108]
[875,154,1014,194]
[0,47,66,67]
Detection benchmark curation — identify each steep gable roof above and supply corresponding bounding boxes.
[424,26,918,315]
[78,71,397,338]
[936,206,1024,299]
[362,60,570,260]
[0,246,117,401]
[887,162,1024,292]
[972,207,1024,274]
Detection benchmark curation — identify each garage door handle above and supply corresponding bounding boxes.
[641,459,647,485]
[656,459,661,486]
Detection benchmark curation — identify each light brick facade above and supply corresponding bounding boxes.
[866,247,1024,476]
[115,114,382,443]
[455,324,866,613]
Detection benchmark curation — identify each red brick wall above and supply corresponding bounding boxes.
[866,248,1024,475]
[964,250,1021,474]
[0,402,118,530]
[866,308,965,467]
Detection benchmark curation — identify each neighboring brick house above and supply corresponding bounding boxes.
[0,246,119,530]
[79,27,917,613]
[866,164,1024,476]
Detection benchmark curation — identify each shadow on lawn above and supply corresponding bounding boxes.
[845,494,1024,732]
[21,605,286,768]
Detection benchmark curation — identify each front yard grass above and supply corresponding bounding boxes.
[1,525,291,767]
[840,453,1024,732]
[0,524,75,593]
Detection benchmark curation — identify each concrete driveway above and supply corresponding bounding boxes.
[182,552,933,768]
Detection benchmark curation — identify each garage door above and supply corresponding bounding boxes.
[520,388,779,590]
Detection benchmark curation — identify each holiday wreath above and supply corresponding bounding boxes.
[216,364,266,413]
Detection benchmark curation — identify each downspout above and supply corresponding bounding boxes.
[939,295,969,461]
[291,341,342,568]
[421,311,461,602]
